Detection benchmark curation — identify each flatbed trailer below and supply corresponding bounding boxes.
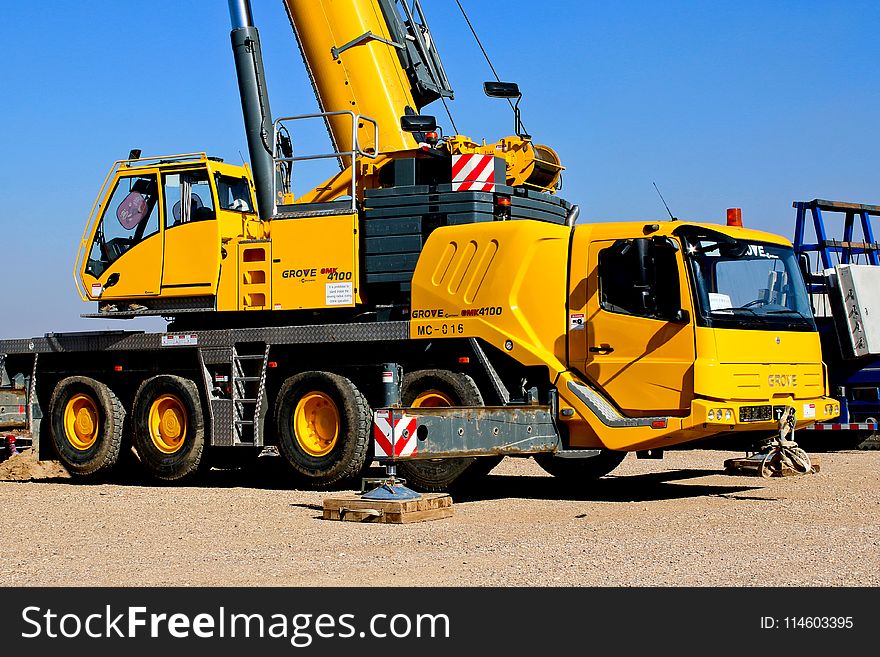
[793,198,880,448]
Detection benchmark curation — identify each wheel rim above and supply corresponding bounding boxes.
[412,389,455,408]
[63,393,99,451]
[149,394,188,454]
[294,391,340,457]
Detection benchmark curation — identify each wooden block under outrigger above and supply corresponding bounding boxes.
[322,492,453,523]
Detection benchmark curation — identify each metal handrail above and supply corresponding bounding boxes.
[272,111,379,214]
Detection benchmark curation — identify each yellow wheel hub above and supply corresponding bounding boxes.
[294,391,340,457]
[63,393,100,451]
[412,389,454,408]
[149,394,187,454]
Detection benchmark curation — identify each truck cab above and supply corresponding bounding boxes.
[410,215,838,455]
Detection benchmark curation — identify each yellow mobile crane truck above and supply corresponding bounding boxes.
[0,0,837,489]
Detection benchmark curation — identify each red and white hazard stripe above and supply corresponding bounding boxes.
[373,410,418,458]
[805,423,877,431]
[451,154,496,192]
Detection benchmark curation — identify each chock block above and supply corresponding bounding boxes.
[322,492,453,524]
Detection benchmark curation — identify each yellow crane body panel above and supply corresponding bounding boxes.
[265,214,360,311]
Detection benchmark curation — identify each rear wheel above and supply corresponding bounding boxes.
[48,376,124,477]
[274,371,370,487]
[131,375,205,481]
[533,449,626,482]
[397,369,502,492]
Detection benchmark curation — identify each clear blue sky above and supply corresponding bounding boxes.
[1,0,878,338]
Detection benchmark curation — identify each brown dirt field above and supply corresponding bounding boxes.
[0,449,70,481]
[1,449,877,587]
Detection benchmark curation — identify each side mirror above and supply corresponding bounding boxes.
[797,252,819,286]
[483,81,521,99]
[670,308,690,324]
[633,239,657,315]
[400,114,437,133]
[484,81,527,138]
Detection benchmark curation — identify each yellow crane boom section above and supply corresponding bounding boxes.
[283,0,420,156]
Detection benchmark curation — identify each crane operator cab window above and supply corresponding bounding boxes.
[86,174,160,277]
[163,170,216,228]
[216,175,253,213]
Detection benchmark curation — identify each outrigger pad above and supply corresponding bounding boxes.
[322,493,452,524]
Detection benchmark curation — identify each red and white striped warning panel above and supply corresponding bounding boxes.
[805,423,878,431]
[373,409,418,458]
[451,154,496,192]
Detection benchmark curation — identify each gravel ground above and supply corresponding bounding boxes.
[0,449,877,587]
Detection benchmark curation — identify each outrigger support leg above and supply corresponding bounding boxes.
[361,363,422,501]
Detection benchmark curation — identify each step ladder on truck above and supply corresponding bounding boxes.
[793,199,880,449]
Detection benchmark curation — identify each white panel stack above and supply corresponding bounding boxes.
[834,264,880,356]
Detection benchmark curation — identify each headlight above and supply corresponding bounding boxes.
[707,408,733,423]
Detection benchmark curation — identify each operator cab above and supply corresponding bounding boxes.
[78,153,259,312]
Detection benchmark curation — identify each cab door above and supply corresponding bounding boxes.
[160,169,221,296]
[81,171,163,299]
[581,237,696,416]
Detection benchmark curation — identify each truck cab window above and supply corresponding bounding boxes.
[164,169,216,228]
[216,175,254,212]
[599,239,681,319]
[86,174,159,277]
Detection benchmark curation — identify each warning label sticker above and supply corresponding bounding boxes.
[803,403,816,419]
[569,313,585,331]
[161,333,198,347]
[325,282,353,306]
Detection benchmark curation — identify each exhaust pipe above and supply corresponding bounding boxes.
[228,0,275,218]
[565,204,580,228]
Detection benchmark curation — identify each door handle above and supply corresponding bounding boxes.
[589,344,614,354]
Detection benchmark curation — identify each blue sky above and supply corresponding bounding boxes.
[1,0,878,338]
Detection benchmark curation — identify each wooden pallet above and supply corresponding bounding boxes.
[322,493,453,524]
[724,454,821,477]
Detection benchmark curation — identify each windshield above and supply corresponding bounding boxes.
[677,226,815,331]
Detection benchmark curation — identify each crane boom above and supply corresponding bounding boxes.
[283,0,453,157]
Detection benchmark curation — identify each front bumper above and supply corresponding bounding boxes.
[690,397,840,431]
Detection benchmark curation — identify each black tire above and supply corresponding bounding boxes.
[396,369,502,492]
[48,376,125,477]
[533,449,627,481]
[274,371,370,487]
[131,375,206,481]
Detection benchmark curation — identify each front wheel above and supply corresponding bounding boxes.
[396,369,502,492]
[274,371,370,487]
[533,449,626,481]
[48,376,125,477]
[131,375,206,481]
